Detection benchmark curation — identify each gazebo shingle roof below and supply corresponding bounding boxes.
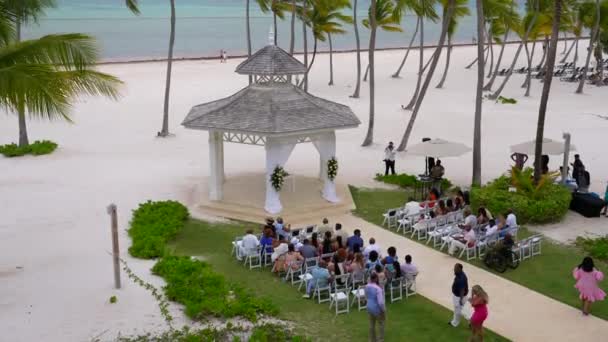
[235,45,307,76]
[182,83,360,135]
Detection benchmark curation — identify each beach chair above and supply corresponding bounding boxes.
[329,274,351,315]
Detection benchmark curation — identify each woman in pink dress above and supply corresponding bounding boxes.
[573,257,606,316]
[469,285,489,342]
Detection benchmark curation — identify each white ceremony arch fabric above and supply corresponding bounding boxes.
[264,137,297,214]
[313,132,339,203]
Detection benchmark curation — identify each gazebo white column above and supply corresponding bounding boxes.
[313,131,339,203]
[264,136,296,213]
[208,130,224,200]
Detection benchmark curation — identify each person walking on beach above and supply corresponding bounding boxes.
[573,257,606,316]
[384,142,396,176]
[366,272,386,341]
[469,285,489,342]
[222,50,228,63]
[449,263,469,327]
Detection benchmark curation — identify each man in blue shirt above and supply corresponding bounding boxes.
[366,272,386,341]
[302,261,330,299]
[449,263,469,327]
[346,229,364,252]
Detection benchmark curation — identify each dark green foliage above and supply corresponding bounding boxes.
[374,173,452,190]
[128,201,189,259]
[576,236,608,262]
[152,256,278,321]
[0,140,57,157]
[116,325,236,342]
[109,295,117,304]
[470,175,571,224]
[249,324,310,342]
[497,96,517,104]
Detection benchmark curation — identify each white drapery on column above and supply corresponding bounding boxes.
[264,137,296,214]
[208,130,224,200]
[313,131,339,203]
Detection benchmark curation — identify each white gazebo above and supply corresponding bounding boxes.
[182,42,360,214]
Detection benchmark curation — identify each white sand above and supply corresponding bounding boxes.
[1,42,607,341]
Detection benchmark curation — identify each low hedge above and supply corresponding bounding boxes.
[128,200,189,259]
[152,256,278,321]
[374,173,452,190]
[0,140,58,157]
[575,236,608,262]
[470,175,571,224]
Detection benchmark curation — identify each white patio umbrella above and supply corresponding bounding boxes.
[510,138,576,156]
[405,138,472,158]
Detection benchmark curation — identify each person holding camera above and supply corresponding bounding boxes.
[384,142,396,176]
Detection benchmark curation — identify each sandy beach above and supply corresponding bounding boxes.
[1,42,607,341]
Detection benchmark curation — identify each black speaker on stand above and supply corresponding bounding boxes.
[422,137,434,176]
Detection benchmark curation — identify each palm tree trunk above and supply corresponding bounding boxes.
[393,18,420,78]
[159,0,176,137]
[328,33,334,85]
[537,36,548,69]
[403,17,424,110]
[273,12,278,45]
[289,0,296,55]
[351,0,362,98]
[420,49,438,75]
[363,63,370,81]
[465,46,488,69]
[15,21,29,147]
[486,25,494,78]
[573,38,579,68]
[362,0,377,147]
[436,35,452,89]
[299,38,317,88]
[397,0,456,151]
[472,0,485,186]
[302,14,309,91]
[534,0,562,183]
[484,29,509,91]
[246,0,253,84]
[560,35,576,63]
[522,41,536,96]
[489,3,539,100]
[561,32,568,54]
[576,0,601,94]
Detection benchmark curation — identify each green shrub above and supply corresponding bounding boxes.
[116,326,236,342]
[497,96,517,104]
[374,173,453,191]
[470,175,571,224]
[575,236,608,262]
[109,295,118,304]
[152,256,278,321]
[249,324,309,342]
[0,140,58,157]
[128,201,189,259]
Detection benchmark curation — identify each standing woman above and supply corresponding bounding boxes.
[573,257,606,316]
[469,285,489,342]
[384,142,396,175]
[365,272,386,342]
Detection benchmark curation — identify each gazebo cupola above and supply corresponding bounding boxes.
[182,38,360,214]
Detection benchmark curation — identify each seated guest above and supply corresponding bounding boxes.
[382,246,398,265]
[329,254,347,285]
[404,197,421,216]
[259,228,274,254]
[421,188,440,208]
[290,236,303,251]
[239,229,260,260]
[485,219,498,237]
[275,217,290,241]
[506,208,517,228]
[363,238,382,259]
[375,264,387,288]
[334,223,349,243]
[453,196,464,211]
[311,232,320,250]
[448,225,476,256]
[265,217,276,235]
[446,198,454,212]
[400,255,419,286]
[366,250,382,270]
[435,199,449,216]
[391,261,403,280]
[317,218,333,236]
[477,207,491,225]
[455,190,466,207]
[299,238,318,260]
[333,235,345,251]
[274,243,303,273]
[270,242,289,265]
[347,229,364,252]
[302,260,331,299]
[459,208,477,230]
[321,231,333,256]
[349,253,366,284]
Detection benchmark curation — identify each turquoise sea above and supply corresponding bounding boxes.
[23,0,486,62]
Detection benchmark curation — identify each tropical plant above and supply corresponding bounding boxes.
[270,165,289,191]
[0,1,123,148]
[158,0,176,137]
[257,0,291,46]
[125,0,140,15]
[534,0,563,183]
[402,0,439,111]
[396,0,455,151]
[363,0,404,83]
[436,0,471,88]
[483,0,520,91]
[361,0,403,146]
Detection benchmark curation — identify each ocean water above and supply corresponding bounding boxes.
[23,0,485,62]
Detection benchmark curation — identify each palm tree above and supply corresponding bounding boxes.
[402,0,439,110]
[289,0,297,55]
[326,0,352,86]
[534,0,563,182]
[158,0,175,137]
[392,18,419,78]
[246,0,253,84]
[489,0,539,100]
[125,0,140,14]
[396,0,456,151]
[392,0,422,78]
[299,0,310,91]
[362,0,402,146]
[483,0,520,91]
[576,0,602,93]
[351,0,362,98]
[436,0,471,88]
[472,0,485,186]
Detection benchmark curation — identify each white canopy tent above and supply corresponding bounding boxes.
[405,138,472,158]
[510,138,576,156]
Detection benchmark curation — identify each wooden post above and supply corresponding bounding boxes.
[107,204,121,289]
[562,133,571,185]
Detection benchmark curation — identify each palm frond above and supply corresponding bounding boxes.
[2,0,56,24]
[125,0,141,15]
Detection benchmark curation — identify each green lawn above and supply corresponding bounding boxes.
[350,186,608,321]
[167,219,508,342]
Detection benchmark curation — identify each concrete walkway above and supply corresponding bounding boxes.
[335,214,608,342]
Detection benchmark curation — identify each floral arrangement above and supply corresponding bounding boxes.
[270,165,289,191]
[327,157,338,181]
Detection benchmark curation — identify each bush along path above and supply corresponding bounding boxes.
[0,140,57,157]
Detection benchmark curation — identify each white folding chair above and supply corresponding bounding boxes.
[404,275,417,297]
[284,261,304,285]
[458,241,477,261]
[530,235,542,256]
[350,284,367,311]
[261,247,273,267]
[388,277,403,302]
[382,208,399,229]
[329,274,350,315]
[298,272,314,292]
[231,236,243,259]
[313,278,331,304]
[243,246,262,269]
[304,257,318,273]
